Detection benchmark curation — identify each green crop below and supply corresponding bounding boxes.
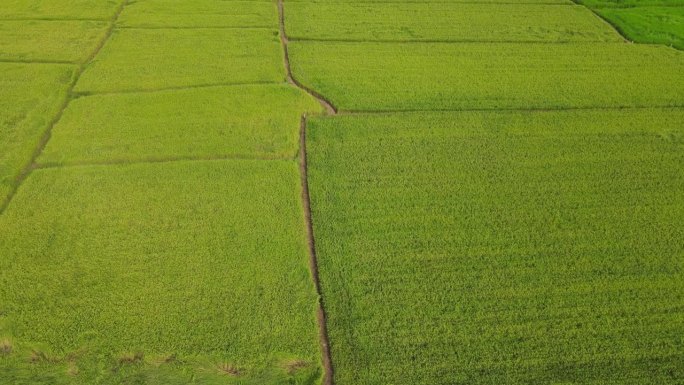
[0,62,75,204]
[576,0,684,7]
[40,84,322,166]
[597,7,684,49]
[306,109,684,385]
[0,0,124,20]
[118,0,277,28]
[0,21,108,63]
[75,28,285,94]
[0,160,322,384]
[285,3,620,42]
[289,41,684,111]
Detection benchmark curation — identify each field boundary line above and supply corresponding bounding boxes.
[298,115,335,385]
[287,37,623,44]
[0,17,108,22]
[35,153,292,170]
[334,105,684,115]
[117,25,276,30]
[285,0,575,4]
[0,58,77,65]
[0,0,129,216]
[72,80,281,97]
[277,0,337,114]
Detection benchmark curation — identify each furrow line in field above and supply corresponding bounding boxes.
[0,58,76,65]
[298,115,335,385]
[336,105,684,115]
[117,25,276,30]
[35,154,291,170]
[285,0,574,4]
[287,37,627,44]
[71,80,280,98]
[0,0,129,216]
[0,17,107,22]
[277,0,337,114]
[278,1,336,383]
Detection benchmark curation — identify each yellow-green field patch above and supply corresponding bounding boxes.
[118,0,277,28]
[0,21,108,63]
[285,3,621,42]
[0,160,322,384]
[0,62,75,204]
[40,85,322,165]
[75,28,285,93]
[0,0,124,20]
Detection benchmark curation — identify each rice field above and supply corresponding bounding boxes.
[289,41,684,111]
[0,21,108,63]
[0,161,321,384]
[118,0,278,28]
[284,3,621,42]
[40,85,322,165]
[306,109,684,385]
[75,28,285,93]
[1,0,683,383]
[0,63,74,204]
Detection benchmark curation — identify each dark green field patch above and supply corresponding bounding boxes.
[0,62,75,205]
[597,6,684,49]
[0,0,124,20]
[0,160,322,384]
[307,109,684,385]
[118,0,277,28]
[289,42,684,111]
[40,85,322,165]
[0,20,107,63]
[75,28,285,93]
[285,3,620,42]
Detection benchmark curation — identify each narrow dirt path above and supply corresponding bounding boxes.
[277,0,337,115]
[0,0,129,216]
[299,115,334,385]
[277,1,336,383]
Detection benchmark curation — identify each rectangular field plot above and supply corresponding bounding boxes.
[289,42,684,111]
[0,0,124,20]
[284,3,620,42]
[0,160,322,384]
[75,28,284,93]
[0,21,107,63]
[597,7,684,49]
[306,109,684,385]
[0,63,75,204]
[118,0,277,28]
[40,85,322,165]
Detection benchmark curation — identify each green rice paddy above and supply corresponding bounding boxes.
[1,0,683,383]
[289,41,684,111]
[75,28,285,93]
[0,161,321,384]
[118,0,278,29]
[307,109,684,385]
[0,63,74,204]
[284,3,621,42]
[40,85,322,165]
